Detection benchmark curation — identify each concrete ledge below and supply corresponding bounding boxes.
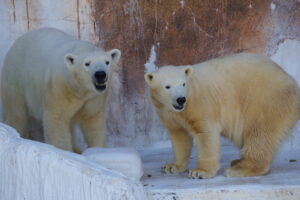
[0,123,146,200]
[1,122,299,200]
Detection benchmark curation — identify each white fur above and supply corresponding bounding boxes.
[145,53,300,178]
[1,28,121,152]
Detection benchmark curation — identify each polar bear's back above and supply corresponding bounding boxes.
[2,28,73,83]
[187,53,300,147]
[191,53,297,95]
[18,27,73,48]
[16,27,73,49]
[4,28,73,72]
[191,52,300,108]
[193,53,286,79]
[1,28,79,119]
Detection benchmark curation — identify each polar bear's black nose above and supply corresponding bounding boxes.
[94,71,107,82]
[177,97,186,106]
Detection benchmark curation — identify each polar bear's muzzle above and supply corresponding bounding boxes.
[172,97,186,111]
[93,71,107,92]
[94,83,106,91]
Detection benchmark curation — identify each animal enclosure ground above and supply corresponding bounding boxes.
[141,144,300,200]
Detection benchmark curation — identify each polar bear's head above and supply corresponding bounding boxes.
[145,66,193,112]
[64,48,121,94]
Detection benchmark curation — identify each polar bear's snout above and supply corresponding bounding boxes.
[173,97,186,111]
[93,70,107,91]
[177,97,186,106]
[170,84,187,111]
[94,71,107,83]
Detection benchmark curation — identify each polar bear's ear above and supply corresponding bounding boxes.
[183,66,193,77]
[64,53,75,67]
[109,49,121,63]
[144,73,154,85]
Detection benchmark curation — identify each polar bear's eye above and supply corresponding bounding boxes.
[105,61,110,65]
[183,83,186,87]
[165,85,171,89]
[85,62,91,67]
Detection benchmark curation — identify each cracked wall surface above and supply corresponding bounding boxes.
[0,0,299,148]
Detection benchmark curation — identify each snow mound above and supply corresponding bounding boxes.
[0,123,146,200]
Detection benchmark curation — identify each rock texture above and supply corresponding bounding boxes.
[0,0,299,147]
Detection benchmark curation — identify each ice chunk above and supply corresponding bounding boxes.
[83,147,144,180]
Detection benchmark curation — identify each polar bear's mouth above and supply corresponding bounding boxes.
[94,82,106,91]
[173,105,184,111]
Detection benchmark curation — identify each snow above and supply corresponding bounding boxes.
[83,147,144,180]
[0,123,147,200]
[141,144,300,200]
[270,2,276,11]
[144,45,158,73]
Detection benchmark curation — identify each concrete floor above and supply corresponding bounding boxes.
[141,144,300,200]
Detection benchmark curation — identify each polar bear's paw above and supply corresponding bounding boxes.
[224,167,244,177]
[188,168,217,179]
[224,166,269,177]
[161,163,186,174]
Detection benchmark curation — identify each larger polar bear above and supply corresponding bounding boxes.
[1,28,121,152]
[145,53,300,178]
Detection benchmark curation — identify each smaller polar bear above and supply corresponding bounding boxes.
[145,53,300,178]
[1,28,121,152]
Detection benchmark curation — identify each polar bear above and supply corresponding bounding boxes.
[145,53,300,178]
[1,28,121,152]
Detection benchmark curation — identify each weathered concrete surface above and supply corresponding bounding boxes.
[141,144,300,200]
[0,0,300,147]
[0,123,147,200]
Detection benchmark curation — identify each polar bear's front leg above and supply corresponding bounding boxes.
[189,132,220,179]
[43,112,73,151]
[43,98,82,152]
[162,126,193,174]
[79,110,106,148]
